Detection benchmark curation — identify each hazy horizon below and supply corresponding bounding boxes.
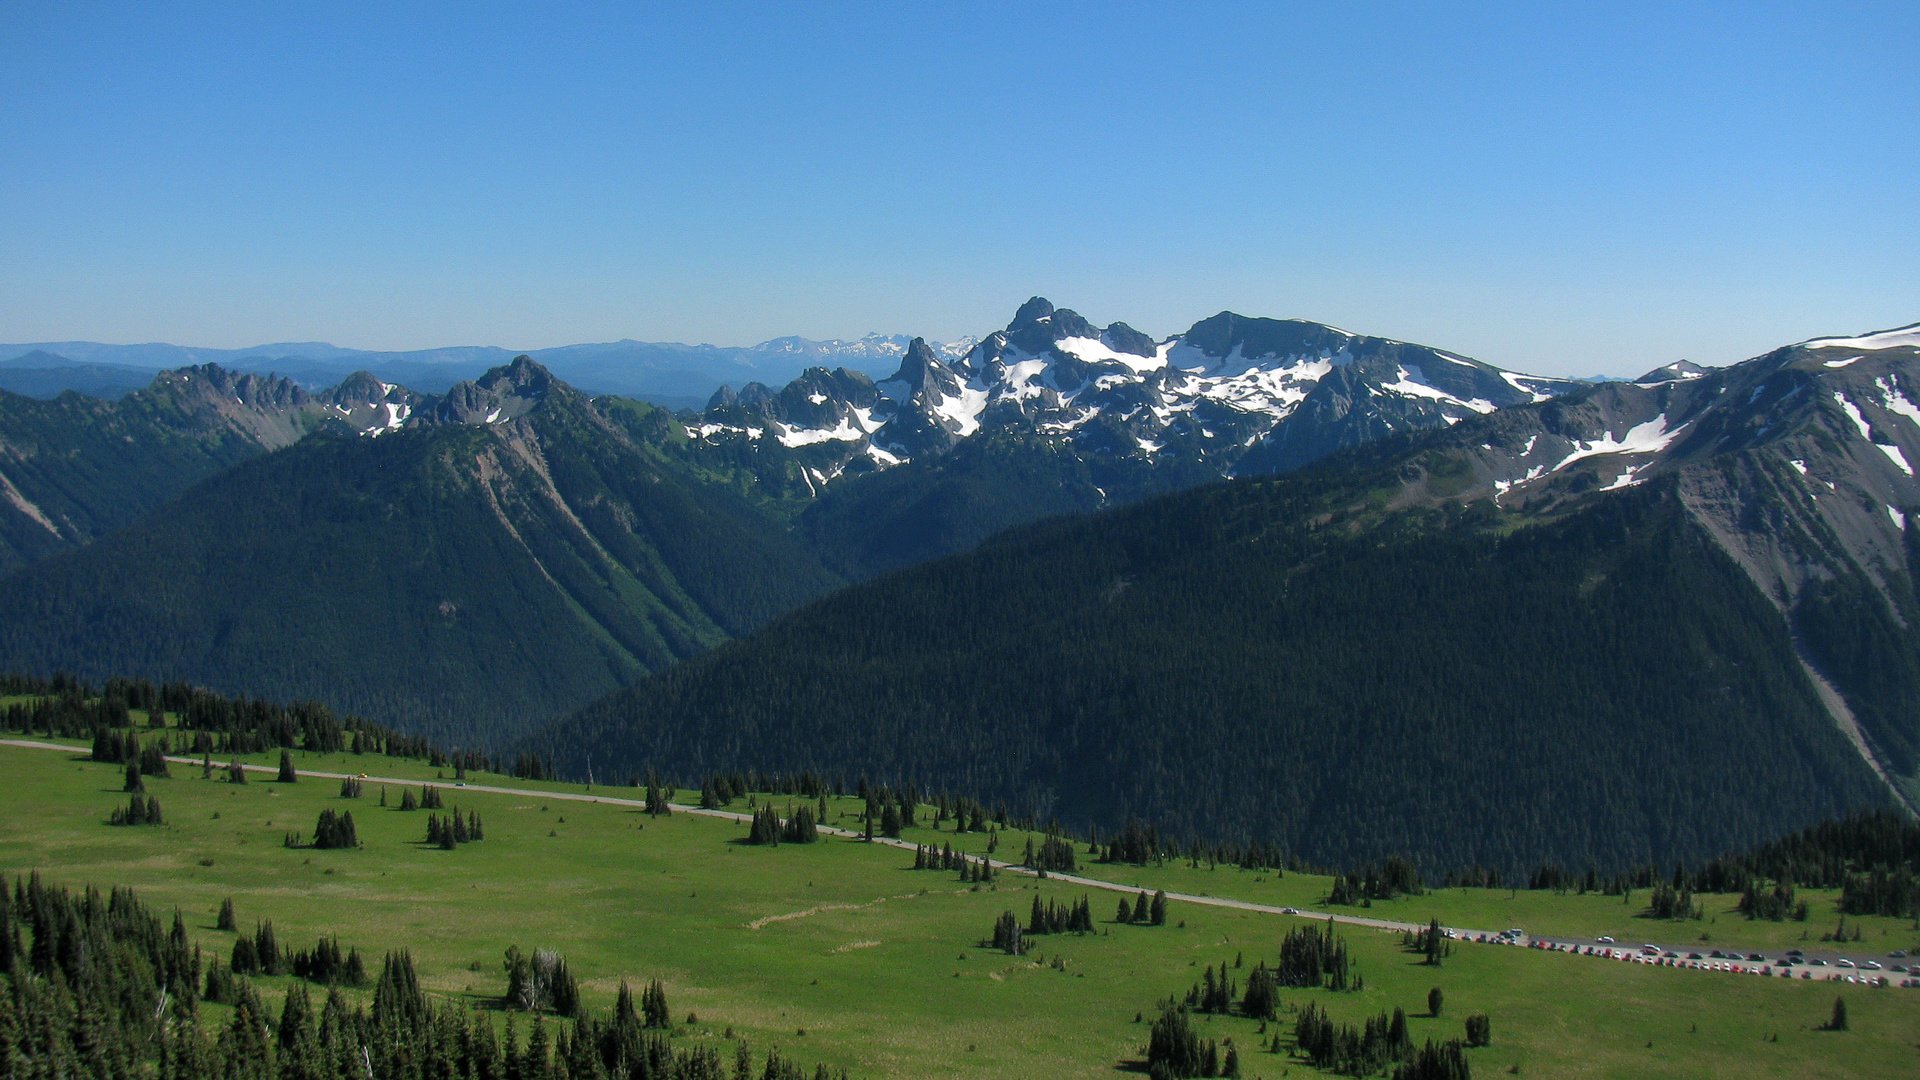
[3,3,1914,378]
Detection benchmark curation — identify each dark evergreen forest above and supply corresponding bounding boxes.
[537,471,1896,877]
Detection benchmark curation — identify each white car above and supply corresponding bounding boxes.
[1865,960,1883,970]
[1596,935,1615,944]
[1838,958,1856,968]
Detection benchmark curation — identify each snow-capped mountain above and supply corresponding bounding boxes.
[690,297,1583,494]
[1382,323,1920,611]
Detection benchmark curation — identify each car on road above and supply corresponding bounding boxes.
[1746,953,1765,962]
[1891,950,1908,958]
[1837,958,1855,968]
[1811,958,1829,966]
[1865,960,1883,970]
[1686,952,1702,960]
[1596,935,1614,944]
[1281,907,1300,915]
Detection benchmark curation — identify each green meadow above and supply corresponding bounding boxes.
[2,739,1917,1077]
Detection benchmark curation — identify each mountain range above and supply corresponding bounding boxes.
[534,321,1920,873]
[2,300,1916,873]
[0,333,978,409]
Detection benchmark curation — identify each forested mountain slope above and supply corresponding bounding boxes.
[533,327,1920,875]
[0,366,333,572]
[0,359,843,743]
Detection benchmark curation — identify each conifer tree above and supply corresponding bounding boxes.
[642,979,670,1029]
[277,750,297,783]
[1464,1013,1491,1046]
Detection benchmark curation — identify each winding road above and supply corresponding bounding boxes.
[5,737,1910,990]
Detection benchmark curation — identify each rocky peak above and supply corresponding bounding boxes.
[1635,359,1710,384]
[1101,321,1158,359]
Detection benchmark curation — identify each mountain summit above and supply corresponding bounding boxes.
[688,299,1582,495]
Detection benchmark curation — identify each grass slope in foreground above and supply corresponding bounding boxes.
[3,745,1918,1077]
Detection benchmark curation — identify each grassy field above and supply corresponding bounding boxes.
[44,725,1920,958]
[2,739,1918,1077]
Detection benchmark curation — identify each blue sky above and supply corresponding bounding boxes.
[1,2,1913,376]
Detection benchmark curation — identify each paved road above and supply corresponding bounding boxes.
[6,737,1912,989]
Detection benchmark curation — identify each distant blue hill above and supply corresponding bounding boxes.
[0,334,936,407]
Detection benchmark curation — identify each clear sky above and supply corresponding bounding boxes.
[1,2,1913,377]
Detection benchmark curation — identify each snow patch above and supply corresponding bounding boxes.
[929,383,989,436]
[1875,377,1920,429]
[1788,459,1808,476]
[1891,506,1908,530]
[1878,443,1914,477]
[1550,415,1684,474]
[1056,336,1165,374]
[1801,325,1920,352]
[687,423,764,442]
[1492,465,1547,504]
[775,415,868,448]
[1834,393,1874,440]
[1823,356,1862,369]
[1601,464,1646,491]
[1499,371,1554,403]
